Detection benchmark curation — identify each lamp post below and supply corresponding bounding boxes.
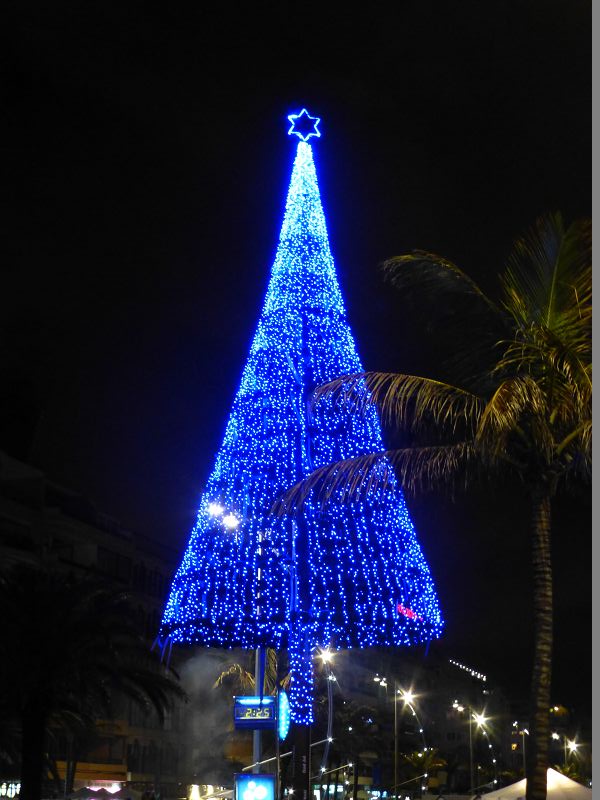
[374,675,394,799]
[375,675,429,799]
[453,701,487,794]
[519,728,529,775]
[394,684,398,800]
[319,649,335,779]
[511,721,528,776]
[552,733,578,766]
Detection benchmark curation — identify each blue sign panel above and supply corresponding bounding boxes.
[233,696,277,730]
[235,774,276,800]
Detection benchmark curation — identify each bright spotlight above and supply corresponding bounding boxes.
[223,513,240,530]
[207,502,224,517]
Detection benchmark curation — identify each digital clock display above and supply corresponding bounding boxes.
[235,706,274,720]
[233,696,277,730]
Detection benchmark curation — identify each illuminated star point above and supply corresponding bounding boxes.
[287,108,321,141]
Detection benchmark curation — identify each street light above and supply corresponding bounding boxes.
[552,733,578,766]
[316,648,335,779]
[398,688,426,749]
[453,701,488,794]
[512,721,528,775]
[567,740,579,760]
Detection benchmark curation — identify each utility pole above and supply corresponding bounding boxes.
[394,682,398,800]
[253,645,266,773]
[469,712,474,795]
[290,521,311,800]
[253,530,266,774]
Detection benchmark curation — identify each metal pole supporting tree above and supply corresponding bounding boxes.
[394,682,398,800]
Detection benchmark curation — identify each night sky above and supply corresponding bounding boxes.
[4,2,591,722]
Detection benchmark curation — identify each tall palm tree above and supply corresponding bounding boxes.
[277,213,591,800]
[0,563,186,800]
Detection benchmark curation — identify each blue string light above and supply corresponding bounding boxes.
[278,690,291,741]
[287,108,321,141]
[160,117,444,725]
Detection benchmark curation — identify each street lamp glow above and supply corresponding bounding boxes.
[567,740,578,754]
[319,648,334,664]
[473,712,487,727]
[402,691,415,705]
[552,732,560,740]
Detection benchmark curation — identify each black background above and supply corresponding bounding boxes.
[3,1,591,722]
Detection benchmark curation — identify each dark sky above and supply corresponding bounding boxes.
[3,2,591,721]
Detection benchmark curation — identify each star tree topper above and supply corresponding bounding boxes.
[287,108,321,141]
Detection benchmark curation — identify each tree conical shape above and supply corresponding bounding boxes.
[160,140,443,723]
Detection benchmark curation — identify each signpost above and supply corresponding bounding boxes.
[235,774,276,800]
[233,691,290,798]
[234,696,277,730]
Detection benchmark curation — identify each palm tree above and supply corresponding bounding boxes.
[0,563,187,800]
[213,648,287,695]
[400,748,447,791]
[552,761,582,783]
[277,213,591,800]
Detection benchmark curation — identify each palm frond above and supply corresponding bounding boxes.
[312,371,484,437]
[475,376,551,461]
[382,251,510,388]
[382,251,500,314]
[213,663,255,692]
[556,418,592,454]
[273,442,477,513]
[502,214,592,342]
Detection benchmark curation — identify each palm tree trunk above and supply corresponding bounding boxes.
[20,703,47,800]
[525,488,553,800]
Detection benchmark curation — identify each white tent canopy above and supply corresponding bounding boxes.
[483,769,591,800]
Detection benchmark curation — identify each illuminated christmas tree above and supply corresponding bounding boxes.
[160,109,443,724]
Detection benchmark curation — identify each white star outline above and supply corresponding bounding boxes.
[287,108,321,141]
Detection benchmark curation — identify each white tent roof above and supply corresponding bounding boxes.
[483,769,591,800]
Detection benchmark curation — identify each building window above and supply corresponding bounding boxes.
[98,546,131,581]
